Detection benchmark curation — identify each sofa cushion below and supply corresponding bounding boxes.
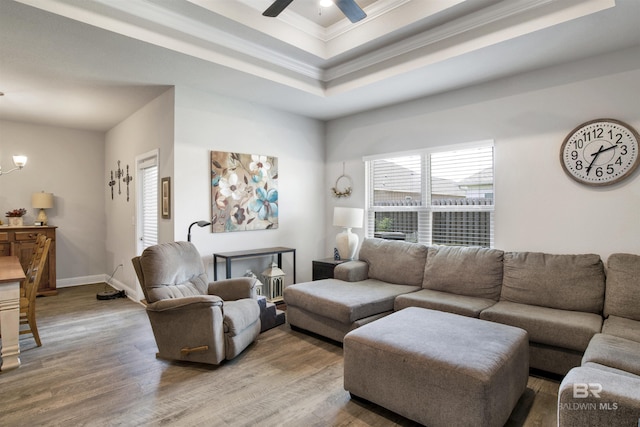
[394,289,497,318]
[582,334,640,377]
[582,362,640,380]
[500,252,605,314]
[358,238,428,286]
[422,246,503,300]
[604,253,640,321]
[602,315,640,343]
[479,301,602,352]
[283,278,420,324]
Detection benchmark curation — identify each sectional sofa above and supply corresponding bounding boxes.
[283,238,640,424]
[557,253,640,426]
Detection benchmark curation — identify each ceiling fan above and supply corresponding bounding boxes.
[262,0,367,23]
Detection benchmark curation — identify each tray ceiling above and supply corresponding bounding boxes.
[1,0,638,130]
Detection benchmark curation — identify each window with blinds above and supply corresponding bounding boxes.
[139,158,158,249]
[365,143,494,247]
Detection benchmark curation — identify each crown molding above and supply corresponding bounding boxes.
[14,0,616,98]
[323,0,614,83]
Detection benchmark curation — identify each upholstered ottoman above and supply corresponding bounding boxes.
[344,307,529,427]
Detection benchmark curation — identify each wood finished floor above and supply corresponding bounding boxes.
[0,284,560,426]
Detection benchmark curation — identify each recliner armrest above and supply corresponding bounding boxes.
[208,277,257,301]
[334,260,369,282]
[146,295,223,312]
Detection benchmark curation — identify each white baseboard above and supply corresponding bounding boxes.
[56,275,106,288]
[56,275,144,305]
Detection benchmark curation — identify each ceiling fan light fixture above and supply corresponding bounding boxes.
[263,0,365,22]
[319,0,334,8]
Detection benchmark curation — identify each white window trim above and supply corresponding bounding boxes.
[362,140,494,162]
[364,140,495,247]
[135,149,159,255]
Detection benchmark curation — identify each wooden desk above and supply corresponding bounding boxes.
[213,247,296,283]
[0,256,25,371]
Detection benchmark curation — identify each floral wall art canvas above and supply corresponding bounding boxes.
[211,151,278,232]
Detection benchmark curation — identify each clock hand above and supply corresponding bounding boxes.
[586,145,604,176]
[590,145,617,156]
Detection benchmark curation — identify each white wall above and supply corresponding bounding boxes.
[0,120,106,283]
[105,89,175,300]
[174,86,326,284]
[325,46,640,262]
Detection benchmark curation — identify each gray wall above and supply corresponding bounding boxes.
[0,120,106,284]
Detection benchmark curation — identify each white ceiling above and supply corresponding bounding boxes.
[1,0,639,132]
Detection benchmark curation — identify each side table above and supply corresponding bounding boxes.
[312,258,348,280]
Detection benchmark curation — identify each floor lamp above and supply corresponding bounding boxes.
[187,220,211,242]
[333,207,364,260]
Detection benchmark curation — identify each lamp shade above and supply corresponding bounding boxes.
[32,192,54,209]
[12,155,27,167]
[333,207,363,228]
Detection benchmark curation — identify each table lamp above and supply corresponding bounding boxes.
[333,207,364,260]
[32,191,54,225]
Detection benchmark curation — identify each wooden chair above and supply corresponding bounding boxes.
[19,234,51,347]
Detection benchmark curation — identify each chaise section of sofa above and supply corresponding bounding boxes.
[284,238,425,342]
[394,245,503,317]
[480,251,605,375]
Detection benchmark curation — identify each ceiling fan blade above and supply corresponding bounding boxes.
[334,0,367,23]
[262,0,295,17]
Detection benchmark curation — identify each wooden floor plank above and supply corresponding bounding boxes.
[0,284,560,426]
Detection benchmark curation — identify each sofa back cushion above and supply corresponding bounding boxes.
[501,252,605,314]
[604,253,640,321]
[422,246,504,300]
[358,238,428,286]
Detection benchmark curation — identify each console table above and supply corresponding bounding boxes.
[0,256,26,371]
[213,247,296,283]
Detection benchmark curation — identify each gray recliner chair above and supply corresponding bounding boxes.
[132,241,261,365]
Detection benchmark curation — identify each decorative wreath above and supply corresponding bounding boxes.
[332,174,352,198]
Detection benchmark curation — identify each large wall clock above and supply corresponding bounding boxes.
[560,118,640,186]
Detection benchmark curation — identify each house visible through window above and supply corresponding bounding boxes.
[365,143,494,247]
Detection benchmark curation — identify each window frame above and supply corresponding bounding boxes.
[364,140,495,247]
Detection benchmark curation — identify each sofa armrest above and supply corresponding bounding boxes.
[146,295,223,312]
[334,260,369,282]
[558,365,640,426]
[208,277,257,301]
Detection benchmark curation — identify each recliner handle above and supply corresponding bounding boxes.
[180,345,209,355]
